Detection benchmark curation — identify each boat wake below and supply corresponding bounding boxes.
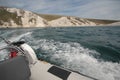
[33,39,120,80]
[0,30,120,80]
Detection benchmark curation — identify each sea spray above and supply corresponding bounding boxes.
[0,27,120,80]
[34,39,120,80]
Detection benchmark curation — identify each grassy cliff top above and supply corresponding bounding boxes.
[37,12,119,24]
[38,14,62,21]
[0,7,22,25]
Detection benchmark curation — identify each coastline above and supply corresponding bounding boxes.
[0,25,120,29]
[0,7,120,28]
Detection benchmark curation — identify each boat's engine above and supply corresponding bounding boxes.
[9,41,38,65]
[20,43,38,65]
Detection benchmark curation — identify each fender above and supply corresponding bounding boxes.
[20,43,37,64]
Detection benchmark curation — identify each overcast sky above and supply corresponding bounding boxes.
[0,0,120,20]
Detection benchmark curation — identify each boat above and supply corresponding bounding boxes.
[0,37,97,80]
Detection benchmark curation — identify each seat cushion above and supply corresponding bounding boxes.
[0,56,31,80]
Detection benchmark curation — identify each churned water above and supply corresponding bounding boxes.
[0,26,120,80]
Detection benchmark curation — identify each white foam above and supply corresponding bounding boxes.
[0,31,32,61]
[9,31,32,42]
[34,39,120,80]
[0,32,120,80]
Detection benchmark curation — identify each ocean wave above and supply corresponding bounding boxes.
[34,39,120,80]
[0,28,120,80]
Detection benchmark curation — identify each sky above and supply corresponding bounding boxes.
[0,0,120,20]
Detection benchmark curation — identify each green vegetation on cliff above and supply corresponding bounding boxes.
[39,14,62,21]
[0,8,22,25]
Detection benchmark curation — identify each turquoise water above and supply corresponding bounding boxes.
[0,26,120,80]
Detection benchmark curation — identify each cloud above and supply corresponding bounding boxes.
[0,0,120,20]
[74,0,120,20]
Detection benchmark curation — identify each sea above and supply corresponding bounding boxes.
[0,26,120,80]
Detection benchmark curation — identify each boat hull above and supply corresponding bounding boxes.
[30,60,95,80]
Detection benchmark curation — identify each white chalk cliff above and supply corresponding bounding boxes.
[0,7,48,27]
[48,17,96,27]
[0,7,119,28]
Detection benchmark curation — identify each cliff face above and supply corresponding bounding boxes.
[0,7,119,28]
[48,17,96,27]
[0,7,48,27]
